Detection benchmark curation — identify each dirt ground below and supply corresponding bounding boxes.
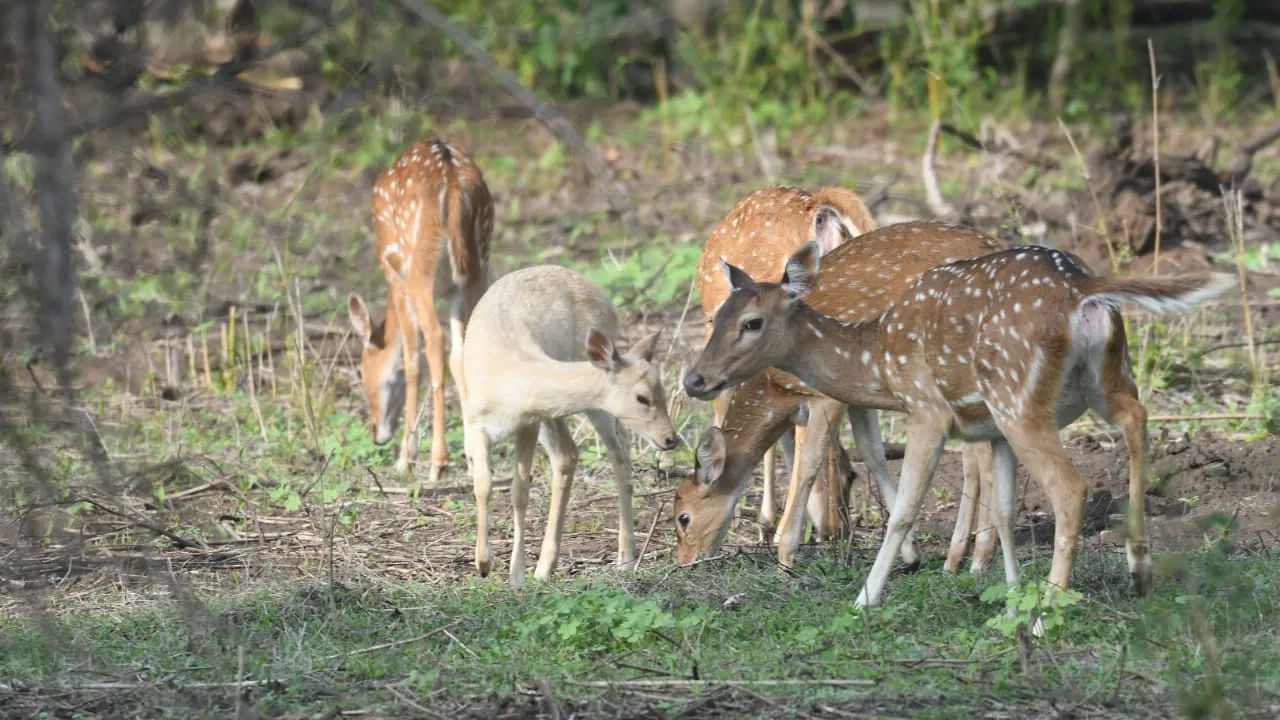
[4,63,1280,719]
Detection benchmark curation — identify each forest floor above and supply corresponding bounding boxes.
[2,70,1279,718]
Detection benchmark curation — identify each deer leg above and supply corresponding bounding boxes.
[759,425,797,542]
[969,441,998,574]
[1105,379,1153,594]
[508,424,539,587]
[408,288,449,485]
[465,423,493,577]
[448,294,470,424]
[395,290,421,476]
[586,410,637,571]
[778,424,797,478]
[774,398,841,567]
[847,407,920,567]
[990,437,1019,587]
[807,417,852,540]
[759,444,778,542]
[856,421,947,609]
[1002,428,1086,635]
[449,277,487,425]
[945,442,982,573]
[534,419,578,581]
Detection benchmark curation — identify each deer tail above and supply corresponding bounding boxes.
[441,178,480,287]
[1078,273,1235,315]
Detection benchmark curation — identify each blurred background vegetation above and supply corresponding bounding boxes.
[9,0,1279,138]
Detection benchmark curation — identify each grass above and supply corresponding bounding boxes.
[3,542,1278,717]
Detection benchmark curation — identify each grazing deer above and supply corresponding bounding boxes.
[685,228,1233,615]
[348,138,493,483]
[679,221,1002,570]
[696,186,874,542]
[463,265,678,586]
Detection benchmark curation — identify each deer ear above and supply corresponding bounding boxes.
[586,328,623,372]
[628,329,661,363]
[720,258,758,293]
[780,242,820,299]
[694,427,727,486]
[810,205,850,255]
[348,294,373,348]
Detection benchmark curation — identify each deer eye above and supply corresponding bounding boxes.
[742,317,763,332]
[635,394,651,407]
[678,512,690,529]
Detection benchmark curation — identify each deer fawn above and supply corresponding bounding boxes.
[696,186,874,542]
[348,138,493,483]
[679,221,1002,570]
[685,227,1233,619]
[463,265,678,586]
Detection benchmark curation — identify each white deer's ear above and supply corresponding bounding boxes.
[720,258,758,293]
[694,426,727,486]
[628,329,661,363]
[780,242,821,298]
[348,294,373,348]
[586,328,623,372]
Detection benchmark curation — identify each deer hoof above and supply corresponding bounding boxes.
[428,461,447,485]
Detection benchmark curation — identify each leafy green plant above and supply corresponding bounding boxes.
[981,580,1083,639]
[580,244,699,309]
[517,586,708,653]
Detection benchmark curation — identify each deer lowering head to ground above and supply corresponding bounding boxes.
[678,221,1002,569]
[685,233,1234,616]
[463,265,678,586]
[695,186,874,543]
[348,137,493,483]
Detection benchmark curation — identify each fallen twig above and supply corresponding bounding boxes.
[573,678,875,688]
[61,679,277,690]
[385,683,446,719]
[319,620,461,661]
[634,501,665,572]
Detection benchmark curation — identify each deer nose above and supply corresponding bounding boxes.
[684,372,707,395]
[660,434,678,450]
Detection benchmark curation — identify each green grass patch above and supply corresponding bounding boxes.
[3,545,1278,717]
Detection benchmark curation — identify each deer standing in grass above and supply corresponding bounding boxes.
[348,138,493,483]
[685,230,1233,617]
[680,220,1001,571]
[463,265,678,586]
[696,186,875,542]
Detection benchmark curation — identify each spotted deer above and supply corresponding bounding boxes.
[347,138,493,483]
[463,266,678,586]
[696,186,874,541]
[685,230,1234,619]
[679,221,1002,570]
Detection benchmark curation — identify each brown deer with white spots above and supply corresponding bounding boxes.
[680,219,1002,571]
[348,138,493,483]
[695,186,875,543]
[685,232,1234,625]
[463,266,678,585]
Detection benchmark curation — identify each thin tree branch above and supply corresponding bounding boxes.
[393,0,628,212]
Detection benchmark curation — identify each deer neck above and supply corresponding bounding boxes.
[714,391,797,498]
[522,361,613,418]
[775,304,902,412]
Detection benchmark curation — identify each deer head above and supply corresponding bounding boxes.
[348,293,405,445]
[672,426,736,563]
[586,328,678,451]
[684,242,823,400]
